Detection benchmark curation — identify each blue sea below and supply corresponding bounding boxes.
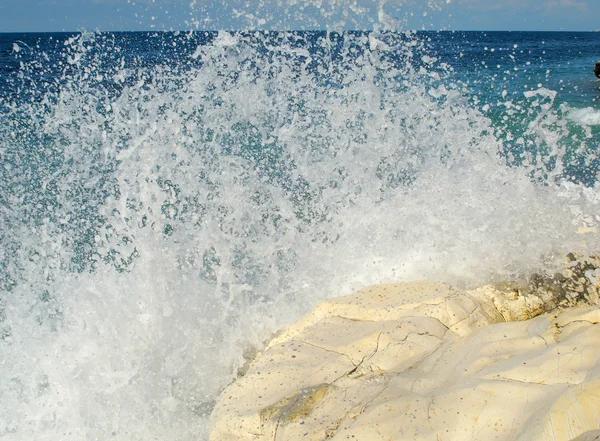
[1,29,600,440]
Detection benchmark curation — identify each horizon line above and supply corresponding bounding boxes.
[1,29,600,34]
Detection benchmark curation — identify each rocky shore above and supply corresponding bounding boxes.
[209,254,600,441]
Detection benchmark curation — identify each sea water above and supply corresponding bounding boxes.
[1,24,600,441]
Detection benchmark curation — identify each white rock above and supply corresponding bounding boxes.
[210,262,600,441]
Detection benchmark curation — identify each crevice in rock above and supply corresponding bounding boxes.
[446,303,479,329]
[556,319,600,329]
[300,339,357,367]
[331,315,379,323]
[321,381,390,440]
[427,316,451,332]
[491,376,554,386]
[426,396,435,431]
[537,334,552,346]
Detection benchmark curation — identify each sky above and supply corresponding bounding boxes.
[1,0,600,33]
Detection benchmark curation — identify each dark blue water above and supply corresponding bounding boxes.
[1,30,600,441]
[427,31,600,106]
[3,31,599,101]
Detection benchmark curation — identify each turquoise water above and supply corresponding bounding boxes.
[1,29,600,440]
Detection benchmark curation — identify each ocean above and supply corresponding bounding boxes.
[1,29,600,440]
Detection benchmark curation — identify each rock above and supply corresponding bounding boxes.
[209,255,600,441]
[595,61,600,79]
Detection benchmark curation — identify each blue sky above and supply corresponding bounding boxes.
[1,0,599,32]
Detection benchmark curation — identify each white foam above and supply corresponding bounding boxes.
[568,106,600,126]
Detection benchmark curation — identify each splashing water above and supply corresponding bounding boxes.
[1,3,600,441]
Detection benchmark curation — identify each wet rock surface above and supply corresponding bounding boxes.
[209,255,600,441]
